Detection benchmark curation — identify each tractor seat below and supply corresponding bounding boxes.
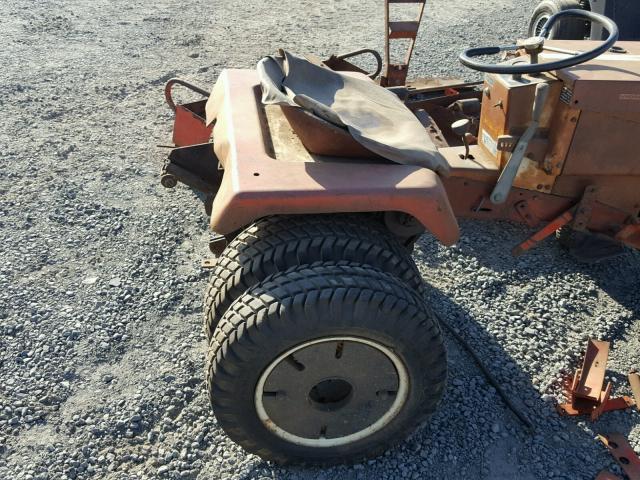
[257,51,450,176]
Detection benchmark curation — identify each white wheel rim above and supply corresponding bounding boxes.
[254,336,409,448]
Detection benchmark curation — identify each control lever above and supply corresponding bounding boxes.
[452,119,472,159]
[490,82,550,204]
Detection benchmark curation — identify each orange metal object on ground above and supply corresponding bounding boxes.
[557,340,636,420]
[598,434,640,480]
[576,340,609,401]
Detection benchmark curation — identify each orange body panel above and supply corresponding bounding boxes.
[203,69,460,245]
[172,101,213,147]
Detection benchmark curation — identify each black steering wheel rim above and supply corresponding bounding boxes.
[459,10,619,75]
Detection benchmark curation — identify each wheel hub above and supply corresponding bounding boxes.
[309,378,353,411]
[254,337,409,447]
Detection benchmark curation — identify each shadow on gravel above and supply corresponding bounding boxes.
[411,219,640,479]
[428,286,636,479]
[429,220,640,321]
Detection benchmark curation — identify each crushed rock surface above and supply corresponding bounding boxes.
[1,0,639,479]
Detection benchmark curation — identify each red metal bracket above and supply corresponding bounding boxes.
[598,434,640,480]
[557,339,636,420]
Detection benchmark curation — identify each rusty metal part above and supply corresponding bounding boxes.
[477,71,565,197]
[279,105,382,159]
[164,78,209,113]
[490,82,551,204]
[598,434,640,480]
[448,98,482,117]
[162,143,222,195]
[553,176,640,220]
[381,0,426,87]
[576,339,609,401]
[557,393,635,418]
[475,41,639,223]
[406,79,482,95]
[411,95,483,147]
[572,186,599,232]
[203,69,459,244]
[591,382,613,421]
[415,109,449,149]
[557,340,636,420]
[477,72,560,168]
[201,259,216,269]
[629,372,640,411]
[512,209,574,256]
[550,40,640,112]
[384,211,425,238]
[172,100,214,147]
[562,110,640,177]
[164,37,640,255]
[322,49,383,80]
[496,135,518,153]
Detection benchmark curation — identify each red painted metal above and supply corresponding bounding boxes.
[512,210,574,256]
[204,69,460,244]
[172,101,213,147]
[557,340,636,420]
[576,340,609,401]
[598,434,640,480]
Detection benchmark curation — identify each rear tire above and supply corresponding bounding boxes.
[528,0,589,39]
[203,214,424,338]
[206,263,446,465]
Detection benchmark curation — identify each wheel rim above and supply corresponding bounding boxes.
[254,336,409,447]
[533,14,551,37]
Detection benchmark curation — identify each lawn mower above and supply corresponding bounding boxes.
[161,4,639,465]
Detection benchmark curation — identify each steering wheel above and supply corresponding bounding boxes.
[459,10,619,75]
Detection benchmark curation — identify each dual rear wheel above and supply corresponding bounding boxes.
[204,215,447,464]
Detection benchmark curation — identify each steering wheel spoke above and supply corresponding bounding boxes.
[541,45,582,56]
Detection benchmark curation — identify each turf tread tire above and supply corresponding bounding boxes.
[206,263,447,465]
[203,215,423,338]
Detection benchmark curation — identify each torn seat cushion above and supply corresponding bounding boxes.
[258,51,450,176]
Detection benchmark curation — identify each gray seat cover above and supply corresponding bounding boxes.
[258,51,450,176]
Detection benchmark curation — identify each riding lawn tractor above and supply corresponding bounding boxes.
[161,5,640,465]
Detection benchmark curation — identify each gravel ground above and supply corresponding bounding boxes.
[1,1,639,479]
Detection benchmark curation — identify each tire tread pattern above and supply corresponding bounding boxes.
[204,215,423,338]
[206,263,446,465]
